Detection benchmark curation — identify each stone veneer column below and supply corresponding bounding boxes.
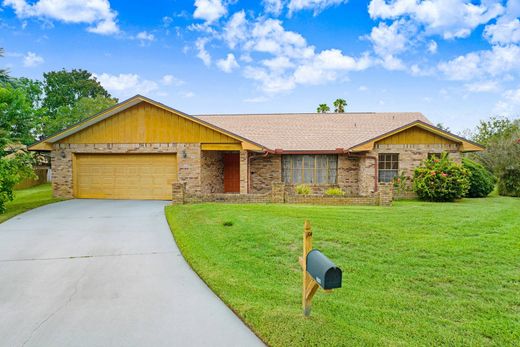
[51,144,74,198]
[177,143,202,194]
[358,155,377,196]
[239,150,249,194]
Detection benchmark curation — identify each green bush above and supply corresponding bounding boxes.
[497,166,520,197]
[462,157,496,197]
[324,187,345,196]
[295,184,311,195]
[413,154,470,202]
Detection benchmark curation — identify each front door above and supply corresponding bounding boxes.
[223,153,240,193]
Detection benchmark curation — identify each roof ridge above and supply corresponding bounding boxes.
[196,112,422,116]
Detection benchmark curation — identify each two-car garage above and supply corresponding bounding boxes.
[74,154,177,200]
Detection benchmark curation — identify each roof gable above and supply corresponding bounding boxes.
[350,121,484,152]
[29,95,262,151]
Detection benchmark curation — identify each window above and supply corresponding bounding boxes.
[428,152,442,159]
[282,155,337,184]
[378,153,399,183]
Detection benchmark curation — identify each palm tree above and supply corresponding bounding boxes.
[333,98,347,113]
[0,48,9,83]
[316,103,330,113]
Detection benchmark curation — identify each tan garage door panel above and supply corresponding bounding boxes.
[75,154,177,200]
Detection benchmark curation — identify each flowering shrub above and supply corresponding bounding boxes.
[462,157,496,198]
[413,154,470,202]
[392,171,412,195]
[295,184,311,195]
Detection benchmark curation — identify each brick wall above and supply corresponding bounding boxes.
[201,151,224,194]
[250,154,281,194]
[173,182,392,206]
[371,143,462,193]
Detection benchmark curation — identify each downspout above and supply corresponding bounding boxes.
[346,151,379,193]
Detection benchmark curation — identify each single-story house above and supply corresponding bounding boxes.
[29,95,483,201]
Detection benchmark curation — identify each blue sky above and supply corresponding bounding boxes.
[0,0,519,133]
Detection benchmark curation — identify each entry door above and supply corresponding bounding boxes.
[223,153,240,193]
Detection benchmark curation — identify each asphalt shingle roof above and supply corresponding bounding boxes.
[196,112,430,151]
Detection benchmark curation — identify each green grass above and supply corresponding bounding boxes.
[0,184,64,223]
[165,197,520,346]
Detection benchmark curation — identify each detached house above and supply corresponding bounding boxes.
[29,95,483,201]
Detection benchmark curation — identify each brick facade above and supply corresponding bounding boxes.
[52,141,462,204]
[200,151,224,194]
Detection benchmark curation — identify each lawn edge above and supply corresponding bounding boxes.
[164,205,270,347]
[0,198,68,224]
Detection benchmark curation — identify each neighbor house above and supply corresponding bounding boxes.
[29,95,483,201]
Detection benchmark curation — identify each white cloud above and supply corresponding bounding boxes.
[196,37,211,66]
[193,0,227,24]
[3,0,119,35]
[136,31,155,45]
[217,53,239,72]
[365,19,412,70]
[464,80,500,93]
[23,51,44,67]
[438,44,520,81]
[263,0,283,15]
[368,0,504,39]
[484,18,520,45]
[161,74,184,86]
[93,73,158,98]
[427,40,438,54]
[483,0,520,45]
[223,11,247,49]
[358,85,368,91]
[288,0,348,16]
[494,87,520,115]
[243,96,269,103]
[181,91,195,98]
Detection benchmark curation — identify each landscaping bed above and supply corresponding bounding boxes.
[165,197,520,346]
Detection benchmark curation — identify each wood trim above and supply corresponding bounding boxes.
[201,143,243,151]
[349,121,484,152]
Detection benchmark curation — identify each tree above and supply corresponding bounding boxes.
[316,103,330,113]
[40,69,117,137]
[436,123,450,132]
[0,48,9,83]
[42,95,117,136]
[42,69,114,117]
[0,83,39,145]
[333,98,347,113]
[471,116,519,146]
[0,130,35,213]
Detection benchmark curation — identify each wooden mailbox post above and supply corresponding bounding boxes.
[298,220,342,316]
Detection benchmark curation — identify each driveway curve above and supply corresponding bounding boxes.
[0,200,263,347]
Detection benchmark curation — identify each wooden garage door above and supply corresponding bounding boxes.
[75,154,177,200]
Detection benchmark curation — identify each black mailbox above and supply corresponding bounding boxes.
[306,249,342,289]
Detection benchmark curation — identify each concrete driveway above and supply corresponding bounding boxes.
[0,200,263,347]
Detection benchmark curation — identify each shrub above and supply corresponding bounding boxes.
[462,157,496,198]
[324,187,345,196]
[413,154,470,202]
[222,221,233,227]
[497,166,520,197]
[295,184,311,195]
[392,171,412,195]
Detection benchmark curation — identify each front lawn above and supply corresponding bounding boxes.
[165,197,520,346]
[0,183,64,223]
